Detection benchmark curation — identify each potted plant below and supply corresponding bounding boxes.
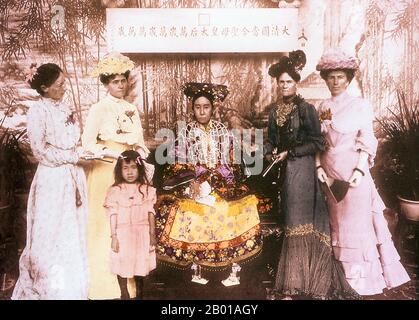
[0,109,31,242]
[376,90,419,220]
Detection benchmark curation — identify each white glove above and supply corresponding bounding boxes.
[348,170,363,188]
[101,148,121,160]
[317,166,328,183]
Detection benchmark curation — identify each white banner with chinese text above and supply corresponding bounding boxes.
[106,8,299,53]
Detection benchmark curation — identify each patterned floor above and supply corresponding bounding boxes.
[1,213,418,300]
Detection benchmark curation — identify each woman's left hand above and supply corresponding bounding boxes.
[189,181,201,199]
[277,151,288,161]
[348,170,363,188]
[102,149,121,159]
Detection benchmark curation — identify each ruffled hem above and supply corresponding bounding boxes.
[382,261,411,289]
[347,277,387,296]
[274,231,360,300]
[332,209,395,250]
[334,240,410,295]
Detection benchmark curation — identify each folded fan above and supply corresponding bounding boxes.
[163,170,195,190]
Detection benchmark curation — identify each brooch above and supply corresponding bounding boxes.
[276,102,295,127]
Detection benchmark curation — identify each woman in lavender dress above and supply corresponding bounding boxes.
[315,49,410,295]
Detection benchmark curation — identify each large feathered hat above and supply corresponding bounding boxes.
[182,82,229,103]
[268,50,307,82]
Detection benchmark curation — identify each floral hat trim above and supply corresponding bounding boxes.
[91,52,135,77]
[316,48,359,71]
[182,82,229,102]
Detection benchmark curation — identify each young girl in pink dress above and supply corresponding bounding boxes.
[104,150,156,299]
[315,48,410,296]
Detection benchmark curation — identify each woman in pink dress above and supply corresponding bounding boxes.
[315,49,410,295]
[104,150,156,299]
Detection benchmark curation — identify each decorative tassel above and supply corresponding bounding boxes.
[75,188,82,207]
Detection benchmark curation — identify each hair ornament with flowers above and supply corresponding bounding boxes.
[118,154,144,166]
[182,82,229,103]
[25,63,38,84]
[91,52,135,77]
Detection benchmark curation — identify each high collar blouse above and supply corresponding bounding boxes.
[318,91,378,166]
[82,94,149,154]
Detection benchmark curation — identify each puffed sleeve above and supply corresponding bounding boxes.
[27,105,79,166]
[81,103,104,154]
[289,103,326,158]
[354,100,378,166]
[103,186,119,218]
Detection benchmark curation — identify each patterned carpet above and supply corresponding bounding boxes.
[1,211,417,300]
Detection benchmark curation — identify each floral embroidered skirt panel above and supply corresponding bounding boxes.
[156,194,263,268]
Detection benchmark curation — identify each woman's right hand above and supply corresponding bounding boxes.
[136,146,149,160]
[317,166,328,183]
[111,235,119,253]
[189,181,201,199]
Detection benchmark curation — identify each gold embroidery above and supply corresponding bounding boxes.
[285,223,331,247]
[178,195,259,217]
[276,102,295,127]
[227,195,259,217]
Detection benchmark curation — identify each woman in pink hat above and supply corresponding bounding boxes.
[315,48,410,296]
[266,51,358,300]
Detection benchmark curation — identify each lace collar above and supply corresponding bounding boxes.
[275,95,303,127]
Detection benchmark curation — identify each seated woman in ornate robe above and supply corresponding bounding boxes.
[156,82,262,269]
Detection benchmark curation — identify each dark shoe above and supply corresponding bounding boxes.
[117,275,130,300]
[120,292,130,300]
[134,276,144,300]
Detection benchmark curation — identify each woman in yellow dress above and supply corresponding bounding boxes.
[82,52,152,299]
